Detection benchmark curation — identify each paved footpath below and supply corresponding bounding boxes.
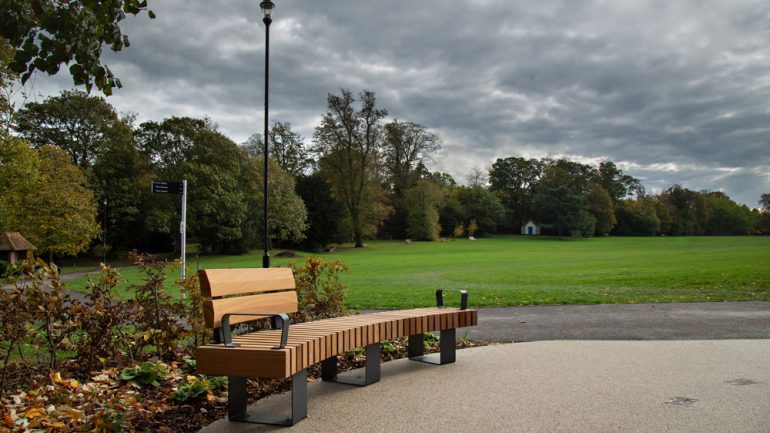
[201,301,770,433]
[201,339,770,433]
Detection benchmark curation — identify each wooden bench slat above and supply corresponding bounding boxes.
[196,307,479,378]
[199,268,296,298]
[203,291,298,328]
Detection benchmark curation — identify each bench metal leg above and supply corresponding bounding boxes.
[227,369,308,426]
[321,343,380,386]
[409,329,456,365]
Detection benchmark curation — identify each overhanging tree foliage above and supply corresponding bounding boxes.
[1,0,155,95]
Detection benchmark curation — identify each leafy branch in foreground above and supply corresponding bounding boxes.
[1,0,155,95]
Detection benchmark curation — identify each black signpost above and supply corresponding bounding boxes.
[151,181,184,195]
[151,180,187,282]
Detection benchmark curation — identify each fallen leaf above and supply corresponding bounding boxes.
[50,372,63,385]
[91,374,111,383]
[56,406,85,420]
[3,414,13,428]
[24,407,45,419]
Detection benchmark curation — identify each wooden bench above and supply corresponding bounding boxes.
[195,268,477,426]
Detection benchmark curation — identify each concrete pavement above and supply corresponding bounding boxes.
[200,339,770,433]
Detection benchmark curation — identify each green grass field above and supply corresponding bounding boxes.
[63,236,770,309]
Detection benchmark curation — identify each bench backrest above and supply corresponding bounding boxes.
[199,268,297,328]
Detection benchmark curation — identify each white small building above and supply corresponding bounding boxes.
[521,221,541,236]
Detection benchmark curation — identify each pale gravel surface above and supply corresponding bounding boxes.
[200,339,770,433]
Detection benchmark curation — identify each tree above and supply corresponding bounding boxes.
[135,117,247,253]
[488,157,543,230]
[0,135,39,230]
[404,180,443,241]
[533,167,595,237]
[382,120,439,194]
[587,183,616,236]
[313,89,388,247]
[657,185,708,235]
[14,90,119,168]
[5,145,99,261]
[1,39,17,133]
[429,171,456,189]
[760,194,770,212]
[294,174,343,250]
[702,192,755,235]
[237,157,307,252]
[465,167,488,188]
[379,120,439,239]
[613,198,660,235]
[756,193,770,235]
[91,118,149,251]
[596,161,642,201]
[245,121,314,177]
[1,0,155,95]
[181,124,246,253]
[454,186,505,235]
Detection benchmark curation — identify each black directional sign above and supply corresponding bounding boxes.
[152,180,184,194]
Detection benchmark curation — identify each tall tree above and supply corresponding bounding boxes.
[613,198,660,235]
[294,173,343,251]
[14,90,119,167]
[382,120,439,194]
[0,135,39,230]
[587,183,616,236]
[313,89,388,248]
[596,161,642,201]
[4,145,99,261]
[404,180,444,241]
[1,0,155,95]
[91,118,150,251]
[760,193,770,212]
[657,185,708,235]
[379,120,438,239]
[702,192,755,235]
[757,193,770,235]
[245,121,314,177]
[237,156,307,252]
[454,186,505,235]
[135,117,247,253]
[488,157,544,230]
[533,166,595,237]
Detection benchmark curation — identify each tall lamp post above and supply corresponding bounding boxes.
[261,0,274,269]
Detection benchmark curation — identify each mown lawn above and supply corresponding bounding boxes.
[63,236,770,309]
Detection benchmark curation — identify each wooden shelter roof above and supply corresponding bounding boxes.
[0,232,36,252]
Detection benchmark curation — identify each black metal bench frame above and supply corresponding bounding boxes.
[211,288,469,426]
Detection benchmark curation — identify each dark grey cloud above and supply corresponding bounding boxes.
[20,0,770,206]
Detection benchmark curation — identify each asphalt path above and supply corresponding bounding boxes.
[463,301,770,342]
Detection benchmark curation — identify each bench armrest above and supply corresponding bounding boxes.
[221,313,291,349]
[435,289,468,310]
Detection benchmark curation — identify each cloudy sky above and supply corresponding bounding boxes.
[22,0,770,206]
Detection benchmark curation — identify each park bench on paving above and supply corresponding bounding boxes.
[194,268,477,426]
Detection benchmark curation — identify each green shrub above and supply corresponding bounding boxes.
[172,376,227,402]
[291,257,348,323]
[119,362,167,387]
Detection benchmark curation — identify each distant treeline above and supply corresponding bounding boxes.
[1,89,769,261]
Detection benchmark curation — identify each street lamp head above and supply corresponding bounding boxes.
[260,1,275,23]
